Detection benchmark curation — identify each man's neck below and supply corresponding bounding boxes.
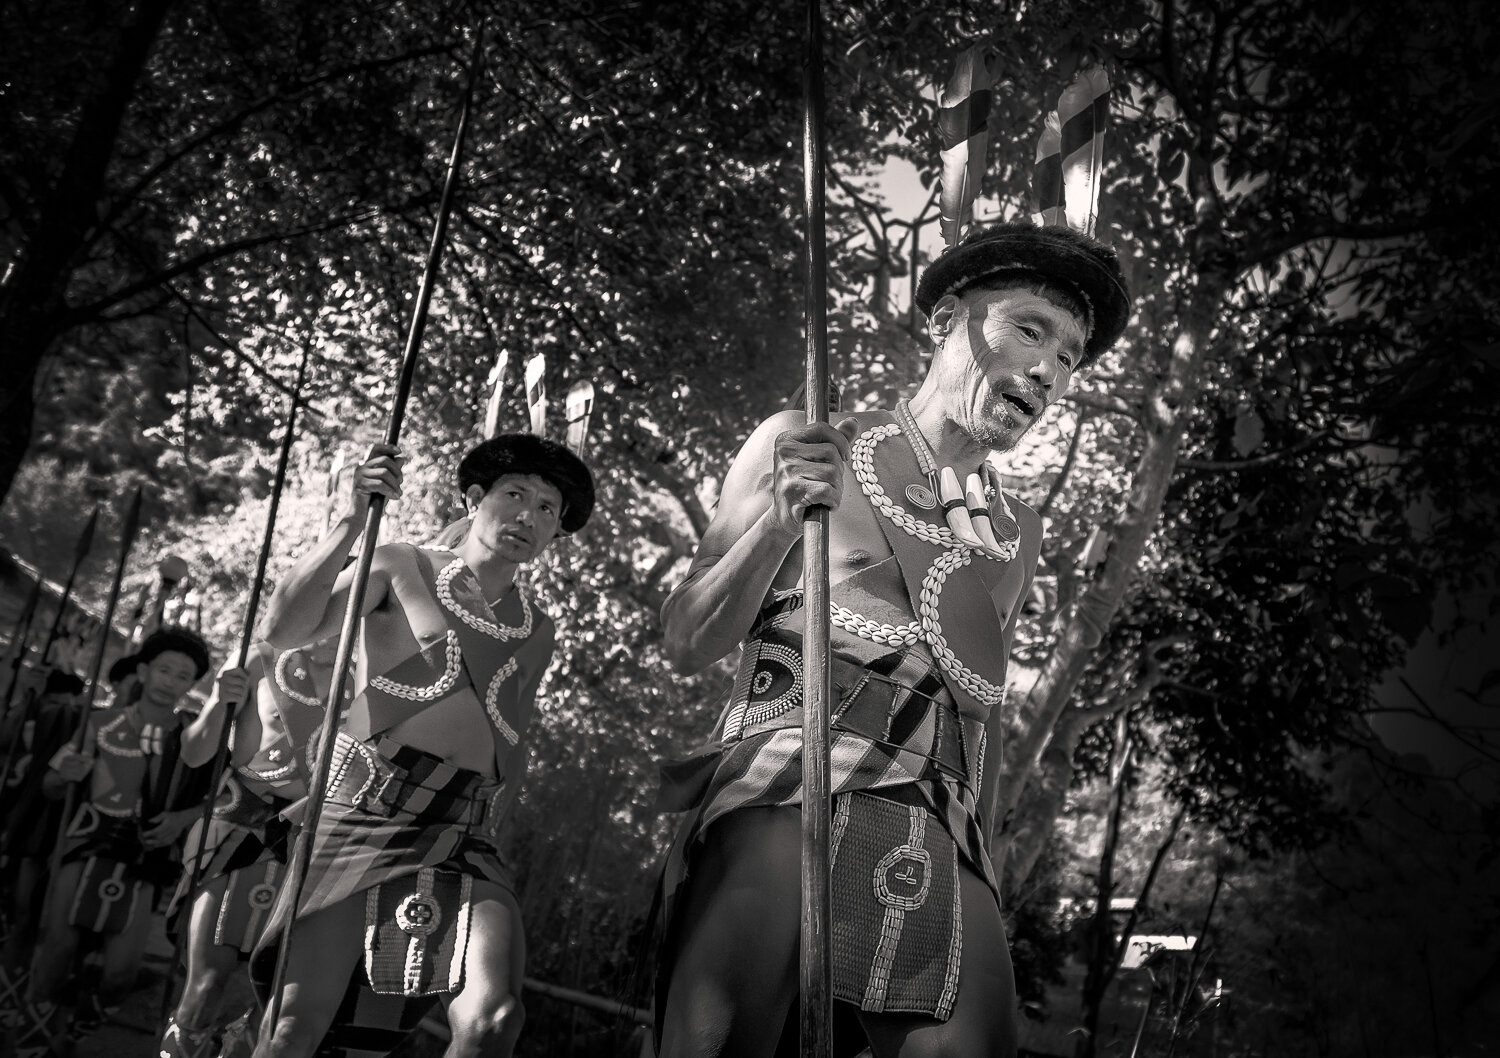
[134,698,178,727]
[453,539,521,605]
[904,388,991,475]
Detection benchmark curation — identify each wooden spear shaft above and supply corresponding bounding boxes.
[157,346,311,1033]
[0,577,45,796]
[799,0,833,1054]
[265,43,480,1030]
[34,507,100,670]
[0,511,94,837]
[47,487,143,889]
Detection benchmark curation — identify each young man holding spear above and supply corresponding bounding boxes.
[21,626,227,1050]
[159,637,336,1058]
[654,222,1130,1057]
[249,433,594,1058]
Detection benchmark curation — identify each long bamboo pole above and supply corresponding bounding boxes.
[47,488,143,887]
[34,508,100,670]
[0,576,45,799]
[264,41,481,1030]
[799,0,832,1054]
[0,512,96,837]
[156,346,311,1034]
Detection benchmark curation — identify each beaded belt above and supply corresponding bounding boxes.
[733,638,979,791]
[326,732,497,829]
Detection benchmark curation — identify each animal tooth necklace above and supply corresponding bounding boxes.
[893,400,1020,557]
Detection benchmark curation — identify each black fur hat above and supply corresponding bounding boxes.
[458,434,595,534]
[136,626,212,679]
[915,223,1131,366]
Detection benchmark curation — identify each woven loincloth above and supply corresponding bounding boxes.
[363,865,472,996]
[60,804,179,890]
[655,623,996,1029]
[831,791,962,1018]
[214,857,285,954]
[250,733,513,1005]
[165,779,293,954]
[68,854,149,934]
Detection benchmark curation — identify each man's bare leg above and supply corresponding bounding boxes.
[252,897,364,1058]
[91,894,154,1021]
[164,878,244,1052]
[857,864,1018,1058]
[657,807,803,1058]
[2,858,44,976]
[443,879,526,1057]
[23,861,84,1047]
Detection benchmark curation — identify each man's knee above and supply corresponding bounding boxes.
[175,961,237,1021]
[26,928,77,999]
[257,1013,325,1058]
[450,991,525,1051]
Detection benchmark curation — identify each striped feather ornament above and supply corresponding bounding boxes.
[1032,62,1111,237]
[937,45,998,248]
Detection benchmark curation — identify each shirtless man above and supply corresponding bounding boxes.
[159,638,337,1058]
[250,433,594,1058]
[21,628,221,1053]
[654,223,1130,1057]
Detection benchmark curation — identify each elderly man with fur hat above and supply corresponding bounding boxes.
[654,223,1130,1058]
[249,435,593,1058]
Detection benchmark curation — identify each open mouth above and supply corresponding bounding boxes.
[1002,391,1039,417]
[501,529,535,547]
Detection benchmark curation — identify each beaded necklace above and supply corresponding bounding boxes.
[839,420,1017,706]
[893,400,1020,557]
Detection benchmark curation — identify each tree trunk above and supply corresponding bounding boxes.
[0,0,175,507]
[1076,715,1132,1058]
[994,258,1232,887]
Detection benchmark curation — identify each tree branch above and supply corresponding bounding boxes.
[100,44,455,233]
[1039,410,1090,519]
[1179,428,1335,470]
[66,203,398,323]
[1064,391,1142,423]
[1241,211,1462,272]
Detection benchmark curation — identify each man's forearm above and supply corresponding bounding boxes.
[179,692,230,768]
[662,508,800,674]
[261,514,361,647]
[41,770,68,799]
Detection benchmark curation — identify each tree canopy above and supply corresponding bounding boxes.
[2,0,1496,1050]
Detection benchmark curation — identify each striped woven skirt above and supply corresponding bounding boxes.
[654,632,998,1027]
[250,733,512,1004]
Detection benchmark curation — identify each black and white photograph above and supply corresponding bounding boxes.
[0,1,1494,1056]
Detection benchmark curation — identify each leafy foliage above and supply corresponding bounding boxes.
[1,0,1496,1050]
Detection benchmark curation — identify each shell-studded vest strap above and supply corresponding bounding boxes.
[410,546,536,778]
[255,641,329,754]
[860,411,1017,721]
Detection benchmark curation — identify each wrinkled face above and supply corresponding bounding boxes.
[930,286,1087,451]
[136,649,200,709]
[466,473,565,565]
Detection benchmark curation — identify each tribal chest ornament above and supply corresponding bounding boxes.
[843,413,1028,715]
[354,545,546,793]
